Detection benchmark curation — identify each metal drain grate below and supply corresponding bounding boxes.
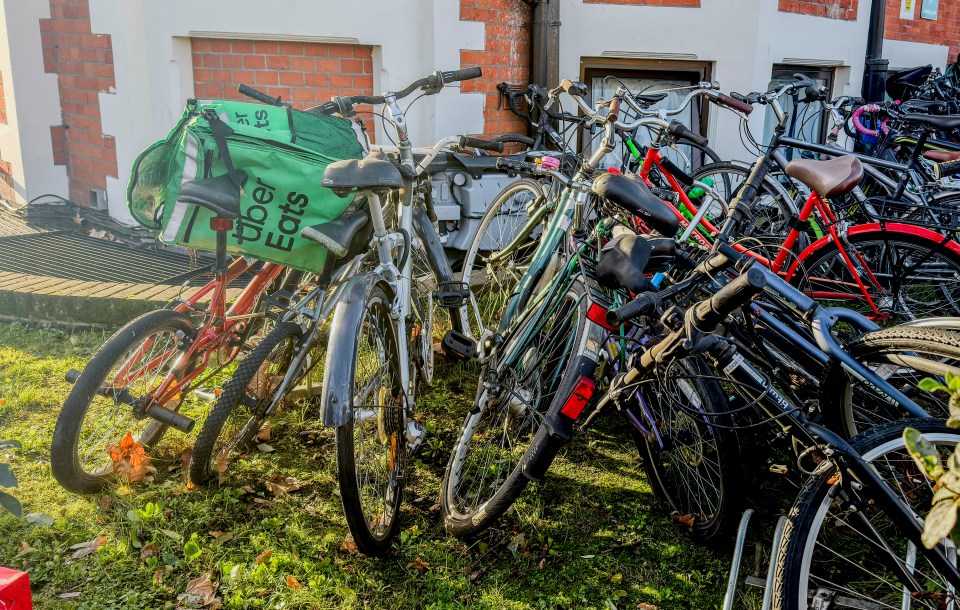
[0,232,255,287]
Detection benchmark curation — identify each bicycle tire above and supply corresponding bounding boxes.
[330,282,405,556]
[689,161,805,258]
[789,229,960,324]
[441,279,590,537]
[188,321,303,486]
[460,177,548,339]
[773,418,960,610]
[51,309,194,494]
[823,326,960,437]
[631,355,742,544]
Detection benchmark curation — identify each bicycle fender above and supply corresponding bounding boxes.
[320,271,392,428]
[784,222,960,280]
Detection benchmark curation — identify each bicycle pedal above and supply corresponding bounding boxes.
[433,281,470,309]
[441,329,477,360]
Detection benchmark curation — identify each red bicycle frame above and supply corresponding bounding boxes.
[113,257,286,412]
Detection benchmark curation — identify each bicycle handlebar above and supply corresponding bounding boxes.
[690,264,767,332]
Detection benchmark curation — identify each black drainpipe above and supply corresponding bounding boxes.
[862,0,888,102]
[522,0,559,88]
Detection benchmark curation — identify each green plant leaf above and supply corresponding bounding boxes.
[0,491,22,517]
[160,529,182,541]
[919,378,950,393]
[0,463,17,488]
[0,440,21,451]
[183,541,202,561]
[25,513,54,527]
[904,427,945,480]
[923,496,960,549]
[949,396,960,429]
[948,371,960,393]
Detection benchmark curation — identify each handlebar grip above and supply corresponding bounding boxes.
[934,158,960,180]
[561,79,589,98]
[715,93,754,115]
[460,136,505,153]
[495,158,539,174]
[441,67,482,84]
[238,84,284,106]
[692,265,767,331]
[667,120,709,146]
[608,97,622,122]
[607,292,660,327]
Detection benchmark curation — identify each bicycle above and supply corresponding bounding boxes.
[51,184,301,494]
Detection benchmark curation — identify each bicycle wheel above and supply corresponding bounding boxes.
[791,230,960,324]
[690,161,804,260]
[631,355,741,544]
[441,279,589,537]
[773,418,960,610]
[409,233,437,390]
[460,177,548,338]
[51,309,194,494]
[330,283,404,556]
[188,321,302,486]
[824,326,960,437]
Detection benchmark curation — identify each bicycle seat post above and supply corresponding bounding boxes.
[209,216,233,273]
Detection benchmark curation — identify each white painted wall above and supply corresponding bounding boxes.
[1,0,956,218]
[0,0,68,206]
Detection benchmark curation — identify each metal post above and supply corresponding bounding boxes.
[722,509,755,610]
[862,0,889,101]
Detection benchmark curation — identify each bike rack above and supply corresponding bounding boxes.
[723,509,788,610]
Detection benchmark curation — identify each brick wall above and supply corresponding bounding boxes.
[583,0,699,6]
[459,0,532,137]
[40,0,117,206]
[0,71,11,204]
[885,0,960,63]
[0,71,7,125]
[778,0,858,20]
[191,39,373,108]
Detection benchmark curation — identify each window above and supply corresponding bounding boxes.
[581,58,712,170]
[764,64,836,158]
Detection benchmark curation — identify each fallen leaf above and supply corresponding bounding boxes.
[212,532,233,546]
[241,485,255,494]
[637,604,659,610]
[285,575,302,590]
[256,422,272,442]
[98,496,113,511]
[177,574,220,609]
[256,443,275,453]
[671,512,696,532]
[106,432,153,484]
[252,497,271,505]
[140,543,159,559]
[58,592,81,600]
[153,568,164,584]
[407,557,430,574]
[264,476,307,495]
[160,529,183,541]
[216,455,230,484]
[507,533,527,555]
[538,558,546,569]
[255,549,272,565]
[340,538,358,555]
[70,536,107,559]
[24,513,54,527]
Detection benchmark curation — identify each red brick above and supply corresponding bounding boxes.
[266,55,291,70]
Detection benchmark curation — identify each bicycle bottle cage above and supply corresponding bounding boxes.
[433,281,470,309]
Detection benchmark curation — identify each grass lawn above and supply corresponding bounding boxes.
[0,322,734,609]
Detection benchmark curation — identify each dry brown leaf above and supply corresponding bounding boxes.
[139,543,159,559]
[256,422,272,442]
[177,574,220,609]
[284,575,302,590]
[637,604,659,610]
[216,454,230,484]
[340,538,358,555]
[671,512,696,532]
[70,536,107,559]
[255,549,272,565]
[97,496,112,511]
[106,432,153,484]
[211,532,233,546]
[264,476,307,495]
[407,557,430,574]
[153,568,164,584]
[58,591,81,600]
[241,485,255,494]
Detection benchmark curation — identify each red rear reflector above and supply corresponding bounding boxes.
[560,377,596,420]
[607,167,622,175]
[210,217,234,231]
[587,303,617,331]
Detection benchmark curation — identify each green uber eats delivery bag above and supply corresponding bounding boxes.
[126,98,364,273]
